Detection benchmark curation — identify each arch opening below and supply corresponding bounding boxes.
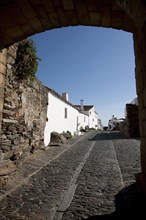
[0,0,146,191]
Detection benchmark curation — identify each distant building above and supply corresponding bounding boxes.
[74,100,101,130]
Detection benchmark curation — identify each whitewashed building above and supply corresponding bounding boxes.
[44,89,101,146]
[74,100,99,130]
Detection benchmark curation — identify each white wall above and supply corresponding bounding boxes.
[78,112,89,131]
[44,92,89,146]
[88,107,98,129]
[84,107,98,129]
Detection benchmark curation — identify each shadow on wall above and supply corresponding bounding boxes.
[82,183,146,219]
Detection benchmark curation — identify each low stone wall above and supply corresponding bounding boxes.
[0,45,48,175]
[119,120,129,137]
[119,104,140,138]
[126,104,140,138]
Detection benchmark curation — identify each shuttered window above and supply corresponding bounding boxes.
[64,108,67,118]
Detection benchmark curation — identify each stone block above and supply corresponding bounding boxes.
[101,5,111,27]
[57,7,69,27]
[0,62,6,75]
[139,123,143,137]
[89,12,100,26]
[28,17,45,32]
[66,11,79,26]
[7,26,24,41]
[135,6,146,30]
[0,49,7,56]
[34,5,53,30]
[75,0,89,25]
[0,87,4,99]
[139,108,146,122]
[0,111,2,121]
[86,0,100,12]
[3,151,14,160]
[126,103,140,137]
[143,87,146,107]
[16,0,36,19]
[41,0,55,13]
[138,91,143,111]
[2,118,18,124]
[21,23,36,36]
[49,12,61,27]
[0,73,5,88]
[7,46,17,58]
[136,70,143,95]
[0,98,4,112]
[0,160,16,176]
[62,0,74,10]
[0,52,7,65]
[122,16,135,33]
[143,120,146,137]
[110,11,122,30]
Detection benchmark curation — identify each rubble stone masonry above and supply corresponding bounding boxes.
[126,104,140,138]
[0,45,48,175]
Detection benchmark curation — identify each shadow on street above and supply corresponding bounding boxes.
[82,183,146,219]
[88,131,129,141]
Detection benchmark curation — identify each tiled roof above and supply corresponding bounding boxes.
[74,105,94,111]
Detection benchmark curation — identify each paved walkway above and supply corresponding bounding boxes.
[0,131,145,219]
[0,131,89,201]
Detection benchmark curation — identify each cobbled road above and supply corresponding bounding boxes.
[0,130,145,220]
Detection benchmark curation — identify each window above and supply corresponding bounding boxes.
[84,116,86,122]
[64,108,67,118]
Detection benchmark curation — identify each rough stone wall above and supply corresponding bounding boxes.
[119,103,140,138]
[133,29,146,177]
[123,104,140,138]
[119,120,129,137]
[0,45,48,173]
[0,49,7,136]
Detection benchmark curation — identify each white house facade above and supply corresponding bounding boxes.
[44,89,101,146]
[74,102,100,130]
[83,106,98,129]
[44,90,89,146]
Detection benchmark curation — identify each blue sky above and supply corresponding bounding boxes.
[30,26,136,126]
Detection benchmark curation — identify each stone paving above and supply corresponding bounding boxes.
[0,130,145,220]
[61,132,142,220]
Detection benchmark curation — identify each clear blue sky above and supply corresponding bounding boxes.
[30,26,136,126]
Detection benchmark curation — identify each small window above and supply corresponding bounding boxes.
[84,116,86,122]
[64,108,67,118]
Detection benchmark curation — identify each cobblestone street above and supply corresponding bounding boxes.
[0,130,145,220]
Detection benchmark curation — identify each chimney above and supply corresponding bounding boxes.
[62,92,68,101]
[80,99,84,110]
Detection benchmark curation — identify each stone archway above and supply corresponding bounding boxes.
[0,0,146,190]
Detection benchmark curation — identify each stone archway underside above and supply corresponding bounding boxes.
[0,0,136,49]
[1,0,146,191]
